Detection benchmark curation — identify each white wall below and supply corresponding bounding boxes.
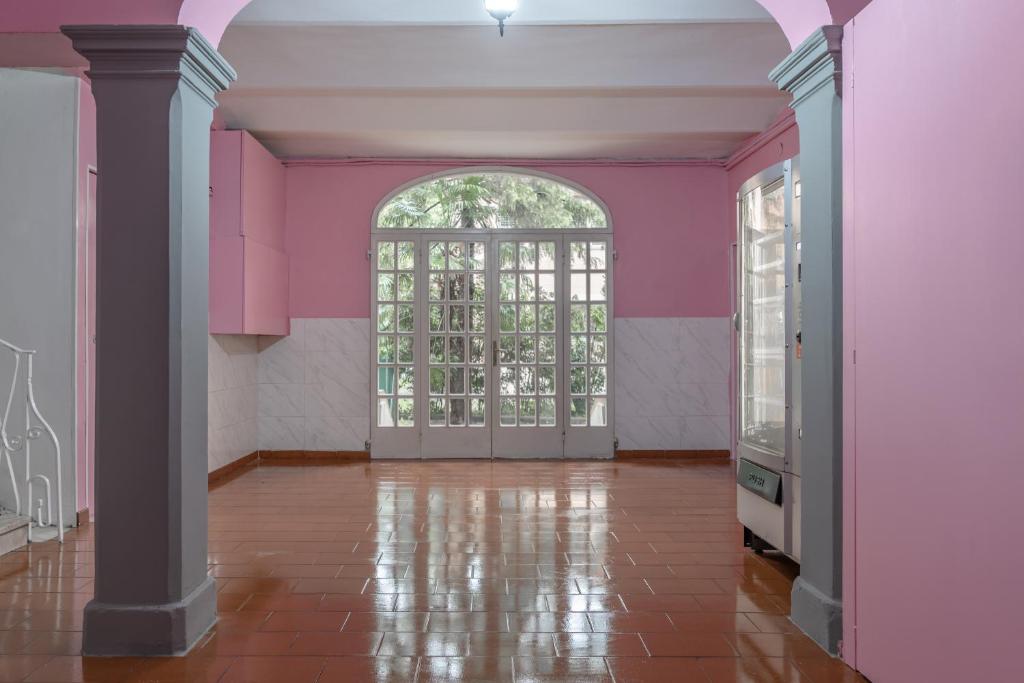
[207,335,258,472]
[216,316,731,462]
[257,319,370,452]
[0,68,80,526]
[615,318,731,451]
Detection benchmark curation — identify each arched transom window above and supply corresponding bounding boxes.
[375,170,610,230]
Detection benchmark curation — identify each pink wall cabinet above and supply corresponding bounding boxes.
[209,130,290,336]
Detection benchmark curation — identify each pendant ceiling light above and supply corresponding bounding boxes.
[485,0,519,37]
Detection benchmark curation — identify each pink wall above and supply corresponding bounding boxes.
[284,162,731,320]
[210,130,289,335]
[0,1,181,32]
[726,112,799,197]
[843,1,1024,679]
[827,0,873,25]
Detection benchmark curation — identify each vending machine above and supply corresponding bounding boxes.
[735,158,802,562]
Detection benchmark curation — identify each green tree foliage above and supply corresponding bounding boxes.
[378,173,607,229]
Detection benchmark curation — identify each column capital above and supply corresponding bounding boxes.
[770,25,843,107]
[61,25,236,107]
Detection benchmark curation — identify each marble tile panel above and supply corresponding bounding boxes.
[614,318,731,451]
[305,417,368,452]
[258,383,305,418]
[258,416,306,451]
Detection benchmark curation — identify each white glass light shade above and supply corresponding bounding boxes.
[485,0,520,17]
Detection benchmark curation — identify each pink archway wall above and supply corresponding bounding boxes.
[6,0,869,48]
[2,0,874,672]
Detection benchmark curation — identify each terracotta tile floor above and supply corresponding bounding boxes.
[0,460,869,682]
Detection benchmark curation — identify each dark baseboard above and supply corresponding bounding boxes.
[208,451,369,489]
[209,450,722,489]
[76,508,91,526]
[615,449,731,460]
[208,452,259,488]
[257,450,371,462]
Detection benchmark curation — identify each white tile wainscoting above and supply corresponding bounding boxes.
[207,335,259,472]
[614,318,731,451]
[207,317,731,470]
[257,318,370,453]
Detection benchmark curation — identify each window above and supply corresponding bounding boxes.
[376,171,609,230]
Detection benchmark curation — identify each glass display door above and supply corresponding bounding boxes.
[738,171,787,468]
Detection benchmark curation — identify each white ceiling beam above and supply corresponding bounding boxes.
[233,0,774,26]
[220,23,790,91]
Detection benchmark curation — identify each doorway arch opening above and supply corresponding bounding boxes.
[370,169,614,460]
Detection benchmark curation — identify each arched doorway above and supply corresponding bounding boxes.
[370,169,614,459]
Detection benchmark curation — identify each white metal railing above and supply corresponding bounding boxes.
[0,338,64,543]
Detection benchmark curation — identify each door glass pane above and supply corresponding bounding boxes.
[500,398,516,426]
[428,241,487,428]
[378,273,395,301]
[429,242,446,270]
[741,181,786,454]
[375,240,415,428]
[470,399,486,426]
[539,398,557,427]
[449,399,466,426]
[398,274,415,301]
[430,367,445,395]
[469,336,486,364]
[397,399,415,427]
[570,398,587,427]
[398,337,414,364]
[568,239,610,428]
[538,242,556,270]
[430,398,446,426]
[378,242,396,270]
[497,240,557,428]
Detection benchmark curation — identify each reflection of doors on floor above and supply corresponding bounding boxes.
[76,168,97,518]
[371,234,613,460]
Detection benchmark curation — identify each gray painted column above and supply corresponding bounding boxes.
[61,26,235,656]
[770,27,844,654]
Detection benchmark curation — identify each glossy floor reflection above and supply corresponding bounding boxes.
[0,460,867,682]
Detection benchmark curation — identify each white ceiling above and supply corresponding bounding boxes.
[217,1,791,160]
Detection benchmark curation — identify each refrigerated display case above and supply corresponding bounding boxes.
[735,159,802,562]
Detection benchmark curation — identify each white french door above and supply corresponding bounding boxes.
[371,239,420,458]
[421,237,491,458]
[371,233,613,459]
[491,238,563,458]
[563,238,614,458]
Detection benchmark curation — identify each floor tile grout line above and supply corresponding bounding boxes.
[603,655,619,683]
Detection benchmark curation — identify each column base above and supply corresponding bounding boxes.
[790,576,842,655]
[82,576,217,656]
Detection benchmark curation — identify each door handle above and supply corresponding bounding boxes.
[492,340,499,367]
